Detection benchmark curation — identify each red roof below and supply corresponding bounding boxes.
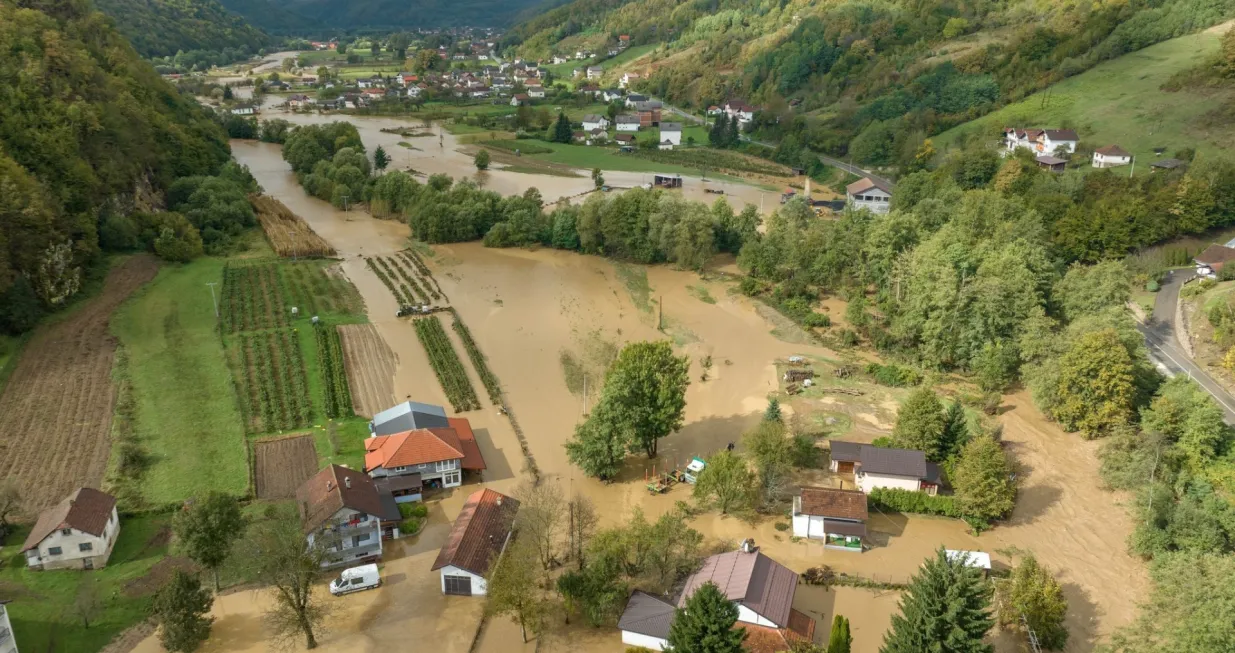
[364,429,464,470]
[431,489,519,576]
[448,417,487,471]
[737,609,816,653]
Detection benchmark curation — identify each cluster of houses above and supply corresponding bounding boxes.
[551,34,633,65]
[707,100,758,126]
[1004,127,1187,172]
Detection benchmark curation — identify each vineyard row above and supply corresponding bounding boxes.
[449,310,501,403]
[413,316,480,412]
[238,328,312,434]
[315,324,353,419]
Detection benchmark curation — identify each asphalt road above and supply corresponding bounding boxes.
[1137,269,1235,423]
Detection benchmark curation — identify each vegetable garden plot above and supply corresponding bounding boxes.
[413,316,480,412]
[280,262,363,316]
[222,263,290,333]
[236,328,312,433]
[252,194,336,258]
[315,323,353,418]
[449,309,501,403]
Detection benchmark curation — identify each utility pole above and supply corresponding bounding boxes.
[205,282,220,318]
[1129,154,1136,178]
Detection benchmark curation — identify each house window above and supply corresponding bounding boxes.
[79,542,93,552]
[48,547,62,556]
[436,460,453,472]
[60,528,72,536]
[445,471,461,486]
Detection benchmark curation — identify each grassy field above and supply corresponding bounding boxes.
[0,514,173,653]
[111,257,250,504]
[936,25,1235,159]
[542,44,658,80]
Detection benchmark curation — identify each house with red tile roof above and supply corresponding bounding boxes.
[365,401,487,490]
[22,488,119,570]
[431,488,519,596]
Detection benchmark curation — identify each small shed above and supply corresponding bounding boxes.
[945,550,992,576]
[827,440,863,474]
[1034,155,1067,172]
[1150,158,1186,172]
[653,174,682,188]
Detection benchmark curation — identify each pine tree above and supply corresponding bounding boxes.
[667,581,747,653]
[709,114,727,148]
[222,86,233,100]
[881,548,994,653]
[373,145,390,172]
[553,111,573,143]
[763,397,782,423]
[891,387,946,461]
[726,115,739,147]
[827,614,852,653]
[939,401,969,460]
[151,570,214,653]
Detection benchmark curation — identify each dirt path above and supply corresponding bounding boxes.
[0,255,160,511]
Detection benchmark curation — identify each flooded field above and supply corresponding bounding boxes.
[119,140,1148,653]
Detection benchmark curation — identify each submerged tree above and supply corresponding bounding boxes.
[241,511,329,649]
[151,570,215,652]
[996,555,1068,650]
[881,547,994,653]
[667,582,746,653]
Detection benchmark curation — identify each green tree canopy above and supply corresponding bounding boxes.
[891,387,946,460]
[953,435,1018,523]
[996,555,1068,650]
[1053,328,1137,438]
[151,570,214,653]
[881,547,994,653]
[174,492,245,590]
[692,450,754,514]
[667,581,747,653]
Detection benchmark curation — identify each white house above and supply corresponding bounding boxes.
[854,445,940,495]
[619,546,816,650]
[846,177,892,214]
[1003,128,1079,155]
[228,104,256,116]
[616,114,641,132]
[1093,144,1132,168]
[581,114,610,131]
[791,487,867,552]
[0,598,17,653]
[602,88,623,102]
[364,409,486,490]
[431,488,519,596]
[724,100,756,124]
[23,488,120,571]
[528,87,546,99]
[587,66,604,80]
[625,93,647,107]
[659,122,682,146]
[620,72,641,88]
[297,465,401,569]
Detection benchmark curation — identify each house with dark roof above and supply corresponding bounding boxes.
[616,114,641,132]
[846,177,892,214]
[855,445,940,495]
[431,488,519,596]
[363,414,486,490]
[1195,244,1235,275]
[22,488,119,570]
[618,547,816,651]
[827,440,863,473]
[1150,158,1186,172]
[791,487,868,551]
[297,465,401,568]
[1092,144,1131,168]
[1035,154,1067,172]
[371,400,449,436]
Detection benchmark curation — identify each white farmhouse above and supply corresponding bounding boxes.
[0,598,16,653]
[587,66,604,80]
[724,100,756,124]
[791,486,867,551]
[297,464,401,569]
[23,488,119,571]
[364,402,486,490]
[846,177,892,214]
[854,445,941,495]
[1003,128,1079,155]
[228,104,257,116]
[615,114,641,132]
[1092,144,1132,168]
[620,72,640,88]
[659,122,683,147]
[581,114,610,131]
[431,488,519,596]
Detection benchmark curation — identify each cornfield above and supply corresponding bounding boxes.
[413,316,479,412]
[252,194,336,258]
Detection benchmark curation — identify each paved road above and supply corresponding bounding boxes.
[1137,269,1235,423]
[657,101,896,189]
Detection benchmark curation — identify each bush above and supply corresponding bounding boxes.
[1146,279,1160,292]
[868,487,961,518]
[774,522,790,532]
[790,433,819,467]
[739,276,760,296]
[865,362,922,387]
[779,296,830,328]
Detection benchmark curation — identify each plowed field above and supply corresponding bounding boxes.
[253,434,317,499]
[337,324,397,418]
[0,255,160,511]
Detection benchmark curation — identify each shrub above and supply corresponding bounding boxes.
[865,362,922,387]
[739,276,760,296]
[774,522,790,532]
[1146,279,1160,292]
[867,487,961,518]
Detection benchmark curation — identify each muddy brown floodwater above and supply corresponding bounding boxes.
[126,141,1145,653]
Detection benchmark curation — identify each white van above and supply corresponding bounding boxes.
[330,564,380,596]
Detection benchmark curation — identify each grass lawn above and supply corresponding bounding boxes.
[936,26,1235,159]
[542,44,658,81]
[529,141,703,174]
[111,257,249,504]
[0,514,173,653]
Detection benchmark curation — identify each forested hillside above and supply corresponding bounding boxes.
[221,0,546,32]
[0,0,232,333]
[92,0,269,57]
[506,0,1235,165]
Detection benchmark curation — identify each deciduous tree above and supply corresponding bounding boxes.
[487,537,550,642]
[1104,551,1235,653]
[474,148,490,170]
[151,570,215,652]
[0,481,22,540]
[174,492,245,591]
[953,435,1017,523]
[667,582,747,653]
[596,340,689,458]
[566,493,598,569]
[996,555,1068,650]
[514,480,565,570]
[881,548,994,653]
[241,511,329,649]
[743,420,793,509]
[1053,328,1136,438]
[565,403,629,479]
[692,450,754,514]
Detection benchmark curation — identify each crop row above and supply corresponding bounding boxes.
[398,251,443,299]
[449,309,501,403]
[413,316,480,412]
[239,329,311,433]
[365,257,410,304]
[222,263,288,333]
[281,263,362,316]
[384,256,432,304]
[315,323,353,418]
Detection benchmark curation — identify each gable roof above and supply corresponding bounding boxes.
[660,122,683,132]
[22,488,116,551]
[615,134,636,142]
[1095,144,1130,157]
[859,445,927,478]
[677,550,798,627]
[1035,155,1067,165]
[582,114,605,122]
[364,428,465,471]
[1196,244,1235,266]
[797,487,868,521]
[616,114,640,123]
[1043,129,1079,141]
[448,418,487,471]
[431,489,520,576]
[846,177,892,196]
[618,591,676,639]
[296,465,394,534]
[372,400,450,436]
[828,440,863,463]
[1151,158,1185,169]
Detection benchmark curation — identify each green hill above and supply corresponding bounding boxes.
[93,0,270,58]
[935,24,1235,160]
[221,0,548,33]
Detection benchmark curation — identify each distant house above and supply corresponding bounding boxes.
[635,101,662,127]
[572,68,583,78]
[297,465,401,568]
[659,122,683,146]
[625,93,648,107]
[706,105,722,116]
[552,55,568,64]
[855,446,940,495]
[588,128,608,144]
[510,93,530,106]
[287,94,315,109]
[572,130,588,143]
[615,133,636,144]
[587,66,604,80]
[791,487,867,551]
[620,72,641,88]
[1195,244,1235,276]
[616,114,641,132]
[602,88,624,102]
[845,177,892,214]
[618,546,816,651]
[23,488,119,571]
[528,87,546,99]
[724,100,756,124]
[1035,155,1067,172]
[1092,144,1132,168]
[229,104,257,116]
[0,598,16,653]
[1150,158,1186,172]
[1004,128,1079,155]
[581,114,610,131]
[431,488,519,596]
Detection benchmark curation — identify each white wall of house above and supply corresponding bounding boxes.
[737,603,777,627]
[621,631,668,651]
[0,602,18,653]
[582,118,609,131]
[857,471,921,494]
[661,130,682,145]
[25,507,119,570]
[439,565,488,595]
[1093,152,1131,168]
[1042,136,1077,154]
[617,121,639,132]
[792,513,830,539]
[306,507,383,569]
[370,457,461,488]
[847,188,891,214]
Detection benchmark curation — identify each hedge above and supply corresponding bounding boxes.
[867,487,960,518]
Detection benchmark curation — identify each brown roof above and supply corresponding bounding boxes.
[798,487,868,521]
[1196,244,1235,266]
[22,488,116,551]
[858,445,927,479]
[739,613,814,653]
[1095,144,1130,157]
[364,429,464,471]
[846,177,892,196]
[1035,155,1067,165]
[678,550,798,627]
[448,418,487,471]
[431,488,519,576]
[296,465,390,534]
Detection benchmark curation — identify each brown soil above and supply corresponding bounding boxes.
[99,620,157,653]
[123,557,199,597]
[0,255,160,512]
[253,434,318,499]
[337,324,398,418]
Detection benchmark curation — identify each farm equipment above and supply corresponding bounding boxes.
[396,304,432,317]
[684,457,706,484]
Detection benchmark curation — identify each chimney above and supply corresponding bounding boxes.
[327,480,334,491]
[344,476,351,489]
[496,496,502,506]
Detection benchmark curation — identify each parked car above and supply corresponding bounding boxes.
[330,563,381,595]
